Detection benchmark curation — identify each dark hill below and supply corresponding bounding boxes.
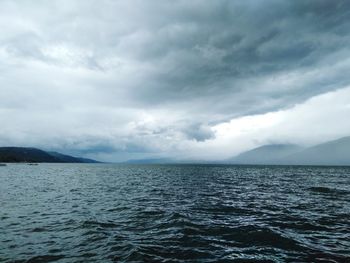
[0,147,99,163]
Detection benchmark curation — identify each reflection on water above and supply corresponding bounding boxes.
[0,164,349,262]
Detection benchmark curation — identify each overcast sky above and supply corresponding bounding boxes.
[1,0,350,162]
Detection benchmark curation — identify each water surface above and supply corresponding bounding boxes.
[0,164,349,262]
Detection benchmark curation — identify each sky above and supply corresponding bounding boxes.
[1,0,350,162]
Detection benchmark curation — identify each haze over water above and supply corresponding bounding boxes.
[1,164,349,262]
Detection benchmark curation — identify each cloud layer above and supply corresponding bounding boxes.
[1,0,350,161]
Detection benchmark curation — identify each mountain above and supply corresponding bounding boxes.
[228,136,350,166]
[0,147,99,163]
[282,136,350,166]
[124,158,175,164]
[228,144,303,165]
[48,151,100,163]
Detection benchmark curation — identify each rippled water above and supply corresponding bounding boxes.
[0,164,349,262]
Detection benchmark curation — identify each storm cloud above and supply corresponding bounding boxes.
[1,0,350,161]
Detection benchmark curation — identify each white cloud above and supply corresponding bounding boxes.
[182,86,350,161]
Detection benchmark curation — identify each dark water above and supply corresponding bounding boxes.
[0,164,349,262]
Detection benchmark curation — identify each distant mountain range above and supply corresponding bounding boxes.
[3,136,350,165]
[228,136,350,166]
[124,158,174,164]
[0,147,99,163]
[229,144,303,165]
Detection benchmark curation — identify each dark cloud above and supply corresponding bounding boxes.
[182,123,215,142]
[103,0,350,115]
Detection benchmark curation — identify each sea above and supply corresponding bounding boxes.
[0,164,349,262]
